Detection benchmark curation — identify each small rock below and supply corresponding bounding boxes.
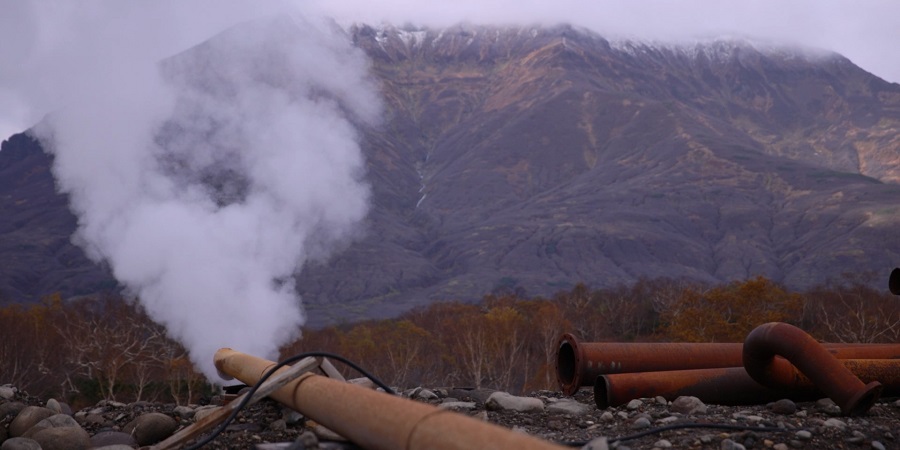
[295,431,319,448]
[0,385,17,400]
[415,388,439,400]
[269,419,287,432]
[599,411,615,422]
[485,392,544,413]
[581,436,609,450]
[720,439,746,450]
[671,396,707,415]
[872,441,886,450]
[816,398,841,415]
[547,398,591,416]
[626,399,643,410]
[92,446,138,450]
[438,401,477,410]
[9,406,55,437]
[0,402,26,420]
[90,430,138,448]
[823,418,847,430]
[632,417,651,429]
[123,412,178,446]
[653,439,672,448]
[768,399,797,415]
[795,430,812,441]
[282,408,304,425]
[773,444,789,450]
[173,405,195,419]
[656,416,679,424]
[616,411,629,420]
[0,437,42,450]
[45,399,62,414]
[655,396,668,406]
[31,426,91,450]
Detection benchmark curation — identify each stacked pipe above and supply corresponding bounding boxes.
[556,325,900,416]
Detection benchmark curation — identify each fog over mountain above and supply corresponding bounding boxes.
[2,23,899,329]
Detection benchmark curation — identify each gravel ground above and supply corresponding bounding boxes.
[2,383,899,449]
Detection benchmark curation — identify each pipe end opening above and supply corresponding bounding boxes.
[843,381,883,417]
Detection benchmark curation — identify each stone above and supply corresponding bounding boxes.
[0,385,17,400]
[46,398,62,414]
[93,446,139,450]
[414,388,439,400]
[581,436,610,450]
[9,406,55,437]
[31,426,91,450]
[795,430,812,441]
[653,439,672,447]
[0,401,26,420]
[599,411,615,422]
[90,430,139,448]
[269,419,287,432]
[295,431,319,448]
[0,437,41,450]
[173,405,195,419]
[655,396,668,405]
[670,396,707,415]
[720,439,746,450]
[768,399,797,415]
[632,417,651,429]
[773,444,789,450]
[823,418,847,429]
[626,399,643,410]
[872,441,886,450]
[485,392,544,413]
[547,398,591,416]
[815,398,841,415]
[123,412,178,446]
[23,414,82,439]
[438,401,477,410]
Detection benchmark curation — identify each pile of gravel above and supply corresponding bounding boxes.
[1,383,898,449]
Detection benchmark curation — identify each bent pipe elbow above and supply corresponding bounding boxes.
[743,322,883,416]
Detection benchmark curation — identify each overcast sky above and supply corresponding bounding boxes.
[1,0,899,141]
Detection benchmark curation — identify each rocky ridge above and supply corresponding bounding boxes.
[2,22,900,326]
[2,383,899,449]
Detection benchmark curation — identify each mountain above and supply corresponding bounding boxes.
[2,24,900,325]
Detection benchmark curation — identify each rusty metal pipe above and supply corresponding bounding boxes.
[743,322,884,416]
[557,333,900,395]
[595,360,900,409]
[595,367,814,409]
[890,267,900,295]
[214,348,566,450]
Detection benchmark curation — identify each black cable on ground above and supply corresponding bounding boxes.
[185,351,396,450]
[561,422,795,447]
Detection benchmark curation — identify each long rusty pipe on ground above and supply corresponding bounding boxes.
[556,333,900,396]
[214,348,567,450]
[743,322,884,416]
[595,360,900,409]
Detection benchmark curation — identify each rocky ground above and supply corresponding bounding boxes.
[1,383,899,449]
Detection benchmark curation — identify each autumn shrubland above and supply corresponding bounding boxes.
[1,275,898,407]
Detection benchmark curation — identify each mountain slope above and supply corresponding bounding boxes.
[2,24,899,325]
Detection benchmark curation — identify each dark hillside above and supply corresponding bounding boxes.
[1,24,899,325]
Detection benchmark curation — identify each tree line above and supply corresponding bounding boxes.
[1,275,898,407]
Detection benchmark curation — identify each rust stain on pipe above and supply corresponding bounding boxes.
[214,348,566,450]
[743,322,883,416]
[595,360,900,409]
[557,333,900,396]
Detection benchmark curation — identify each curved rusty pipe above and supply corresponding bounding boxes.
[556,332,899,396]
[743,322,883,416]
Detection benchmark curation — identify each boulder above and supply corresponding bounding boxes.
[123,412,178,446]
[485,392,544,413]
[9,406,55,437]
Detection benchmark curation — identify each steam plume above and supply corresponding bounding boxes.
[30,8,379,379]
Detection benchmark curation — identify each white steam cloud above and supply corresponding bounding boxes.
[13,3,379,379]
